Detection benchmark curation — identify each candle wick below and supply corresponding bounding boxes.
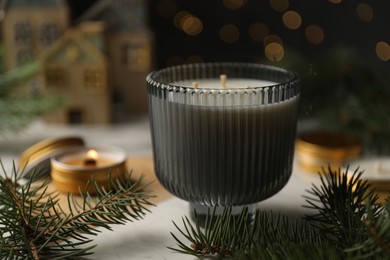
[84,158,97,167]
[220,74,227,88]
[192,81,199,89]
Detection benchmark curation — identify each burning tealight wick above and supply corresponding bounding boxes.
[84,149,99,167]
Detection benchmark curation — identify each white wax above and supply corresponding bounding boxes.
[172,78,277,89]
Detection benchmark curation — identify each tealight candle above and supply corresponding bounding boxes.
[344,157,390,204]
[51,146,127,194]
[344,157,390,191]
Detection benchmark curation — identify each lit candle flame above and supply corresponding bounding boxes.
[87,149,99,160]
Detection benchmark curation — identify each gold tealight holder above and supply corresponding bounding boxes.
[296,131,363,173]
[18,136,85,177]
[51,146,127,194]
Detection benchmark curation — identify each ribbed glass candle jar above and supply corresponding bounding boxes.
[147,62,300,207]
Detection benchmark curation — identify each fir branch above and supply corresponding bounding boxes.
[303,166,382,252]
[0,50,64,133]
[0,96,64,133]
[346,198,390,258]
[170,207,333,259]
[0,163,154,259]
[0,61,40,97]
[170,167,388,259]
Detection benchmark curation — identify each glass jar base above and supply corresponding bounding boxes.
[189,202,257,227]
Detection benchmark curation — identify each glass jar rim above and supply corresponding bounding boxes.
[146,62,300,92]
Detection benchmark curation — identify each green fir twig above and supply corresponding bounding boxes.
[0,161,154,259]
[170,167,389,259]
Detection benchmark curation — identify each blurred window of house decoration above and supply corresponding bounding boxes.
[121,43,150,71]
[45,68,67,88]
[14,21,32,44]
[84,69,103,91]
[40,22,60,46]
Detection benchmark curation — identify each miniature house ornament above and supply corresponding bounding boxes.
[40,22,112,125]
[76,0,154,115]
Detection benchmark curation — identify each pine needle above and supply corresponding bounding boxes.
[0,162,154,259]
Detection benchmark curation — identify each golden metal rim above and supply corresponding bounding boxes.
[19,137,85,170]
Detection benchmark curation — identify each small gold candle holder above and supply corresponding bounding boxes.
[296,131,363,172]
[50,146,127,194]
[18,136,85,177]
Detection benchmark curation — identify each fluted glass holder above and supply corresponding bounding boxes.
[146,62,300,222]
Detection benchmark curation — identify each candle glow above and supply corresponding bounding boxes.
[87,149,99,160]
[84,149,99,167]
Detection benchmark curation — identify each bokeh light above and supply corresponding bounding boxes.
[356,3,373,22]
[305,24,325,45]
[157,0,177,18]
[269,0,289,12]
[173,11,190,29]
[376,41,390,61]
[264,34,283,47]
[265,43,284,62]
[264,35,284,62]
[173,11,203,36]
[248,22,269,42]
[219,24,240,43]
[223,0,247,10]
[282,10,302,30]
[182,15,203,36]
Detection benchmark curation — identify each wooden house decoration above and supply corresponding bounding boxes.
[1,0,69,70]
[76,0,153,114]
[40,22,111,124]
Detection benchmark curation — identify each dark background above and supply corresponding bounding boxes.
[67,0,390,69]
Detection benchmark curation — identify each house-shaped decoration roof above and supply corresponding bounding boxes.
[40,22,106,65]
[76,0,147,32]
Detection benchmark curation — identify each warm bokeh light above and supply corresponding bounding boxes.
[264,35,284,62]
[264,34,283,47]
[248,22,269,42]
[265,42,284,62]
[157,0,177,18]
[376,41,390,61]
[182,15,203,36]
[223,0,247,10]
[173,11,190,29]
[219,24,240,43]
[269,0,289,12]
[328,0,342,4]
[282,10,302,30]
[305,24,325,45]
[356,3,373,22]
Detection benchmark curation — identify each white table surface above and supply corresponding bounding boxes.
[0,116,324,259]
